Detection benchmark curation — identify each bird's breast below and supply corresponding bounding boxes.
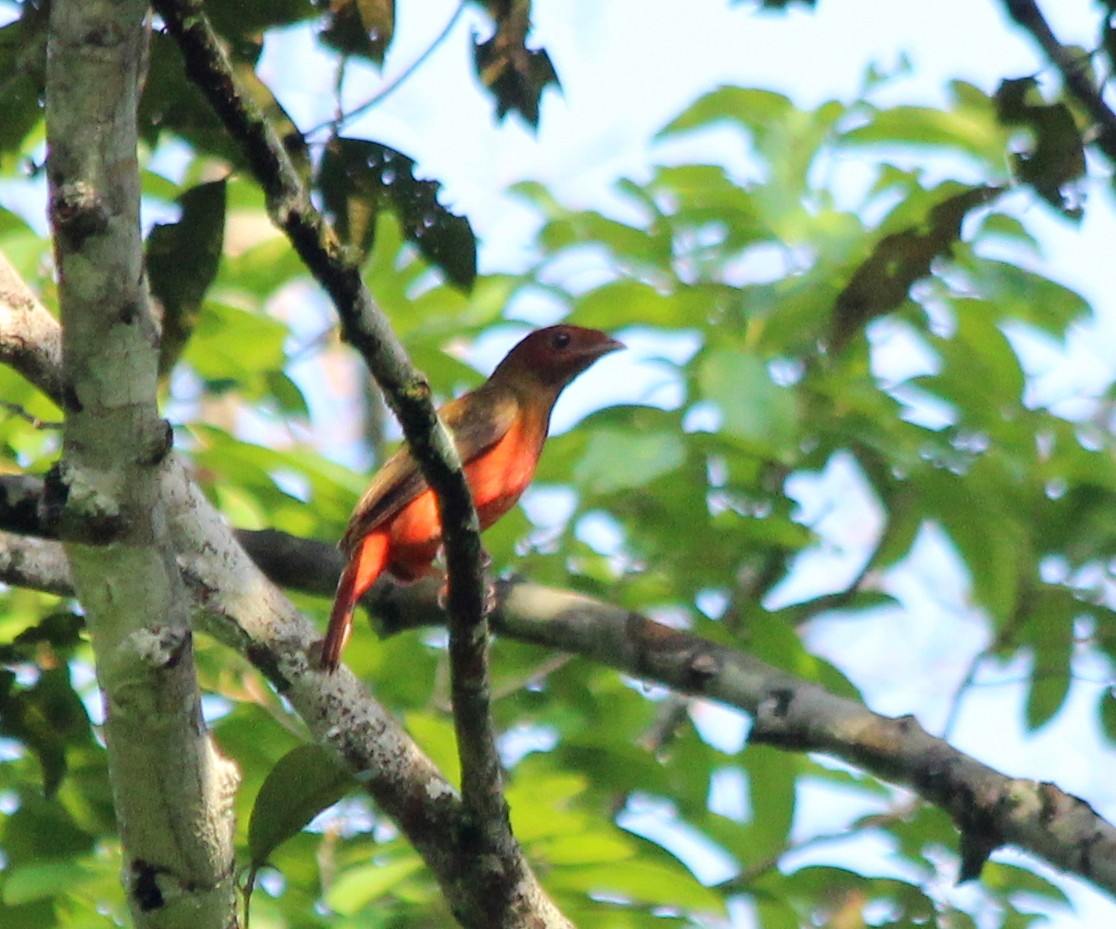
[463,418,545,528]
[384,416,545,574]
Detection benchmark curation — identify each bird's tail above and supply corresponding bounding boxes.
[321,532,389,671]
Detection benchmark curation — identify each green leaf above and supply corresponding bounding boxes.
[550,859,725,914]
[0,668,93,797]
[508,771,593,843]
[843,95,1007,166]
[0,4,47,159]
[3,861,93,905]
[1022,615,1073,732]
[404,712,461,787]
[921,301,1026,423]
[538,211,671,268]
[147,179,227,376]
[753,897,801,929]
[326,855,424,914]
[975,212,1040,254]
[953,255,1089,334]
[573,426,686,494]
[1101,690,1116,743]
[697,349,798,459]
[248,744,354,866]
[658,86,794,142]
[319,137,476,288]
[534,830,634,865]
[648,164,767,249]
[1,796,96,867]
[981,861,1070,907]
[4,611,85,660]
[742,746,796,859]
[574,280,710,329]
[182,301,288,384]
[916,468,1023,624]
[264,370,311,418]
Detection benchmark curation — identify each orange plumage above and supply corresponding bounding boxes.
[321,325,623,670]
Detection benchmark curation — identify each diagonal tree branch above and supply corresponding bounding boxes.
[492,584,1116,893]
[0,250,63,406]
[149,0,513,865]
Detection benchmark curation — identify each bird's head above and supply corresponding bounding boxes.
[491,325,624,392]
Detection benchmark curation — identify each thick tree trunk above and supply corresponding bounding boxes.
[45,3,238,927]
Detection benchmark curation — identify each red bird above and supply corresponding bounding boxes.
[322,325,623,670]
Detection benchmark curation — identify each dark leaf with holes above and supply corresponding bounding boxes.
[995,78,1086,219]
[140,32,310,179]
[472,2,559,126]
[319,137,476,288]
[205,0,315,44]
[318,0,395,65]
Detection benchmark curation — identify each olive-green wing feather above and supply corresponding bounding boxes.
[339,383,521,553]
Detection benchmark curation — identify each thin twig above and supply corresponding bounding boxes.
[307,1,468,139]
[0,400,62,429]
[940,648,989,741]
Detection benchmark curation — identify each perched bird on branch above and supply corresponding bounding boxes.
[321,325,623,670]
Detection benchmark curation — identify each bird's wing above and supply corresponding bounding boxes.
[339,384,520,553]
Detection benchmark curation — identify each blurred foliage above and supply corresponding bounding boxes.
[2,0,1115,927]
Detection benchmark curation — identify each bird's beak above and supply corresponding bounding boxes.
[591,336,625,358]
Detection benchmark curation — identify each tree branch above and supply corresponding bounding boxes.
[150,0,513,864]
[44,2,237,926]
[3,516,1114,900]
[1004,0,1116,161]
[0,250,63,407]
[306,1,469,138]
[493,583,1116,893]
[0,529,71,595]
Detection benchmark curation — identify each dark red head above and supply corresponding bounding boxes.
[490,325,624,392]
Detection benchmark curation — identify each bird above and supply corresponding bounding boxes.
[321,324,623,670]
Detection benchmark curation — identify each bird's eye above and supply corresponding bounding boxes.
[551,331,572,350]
